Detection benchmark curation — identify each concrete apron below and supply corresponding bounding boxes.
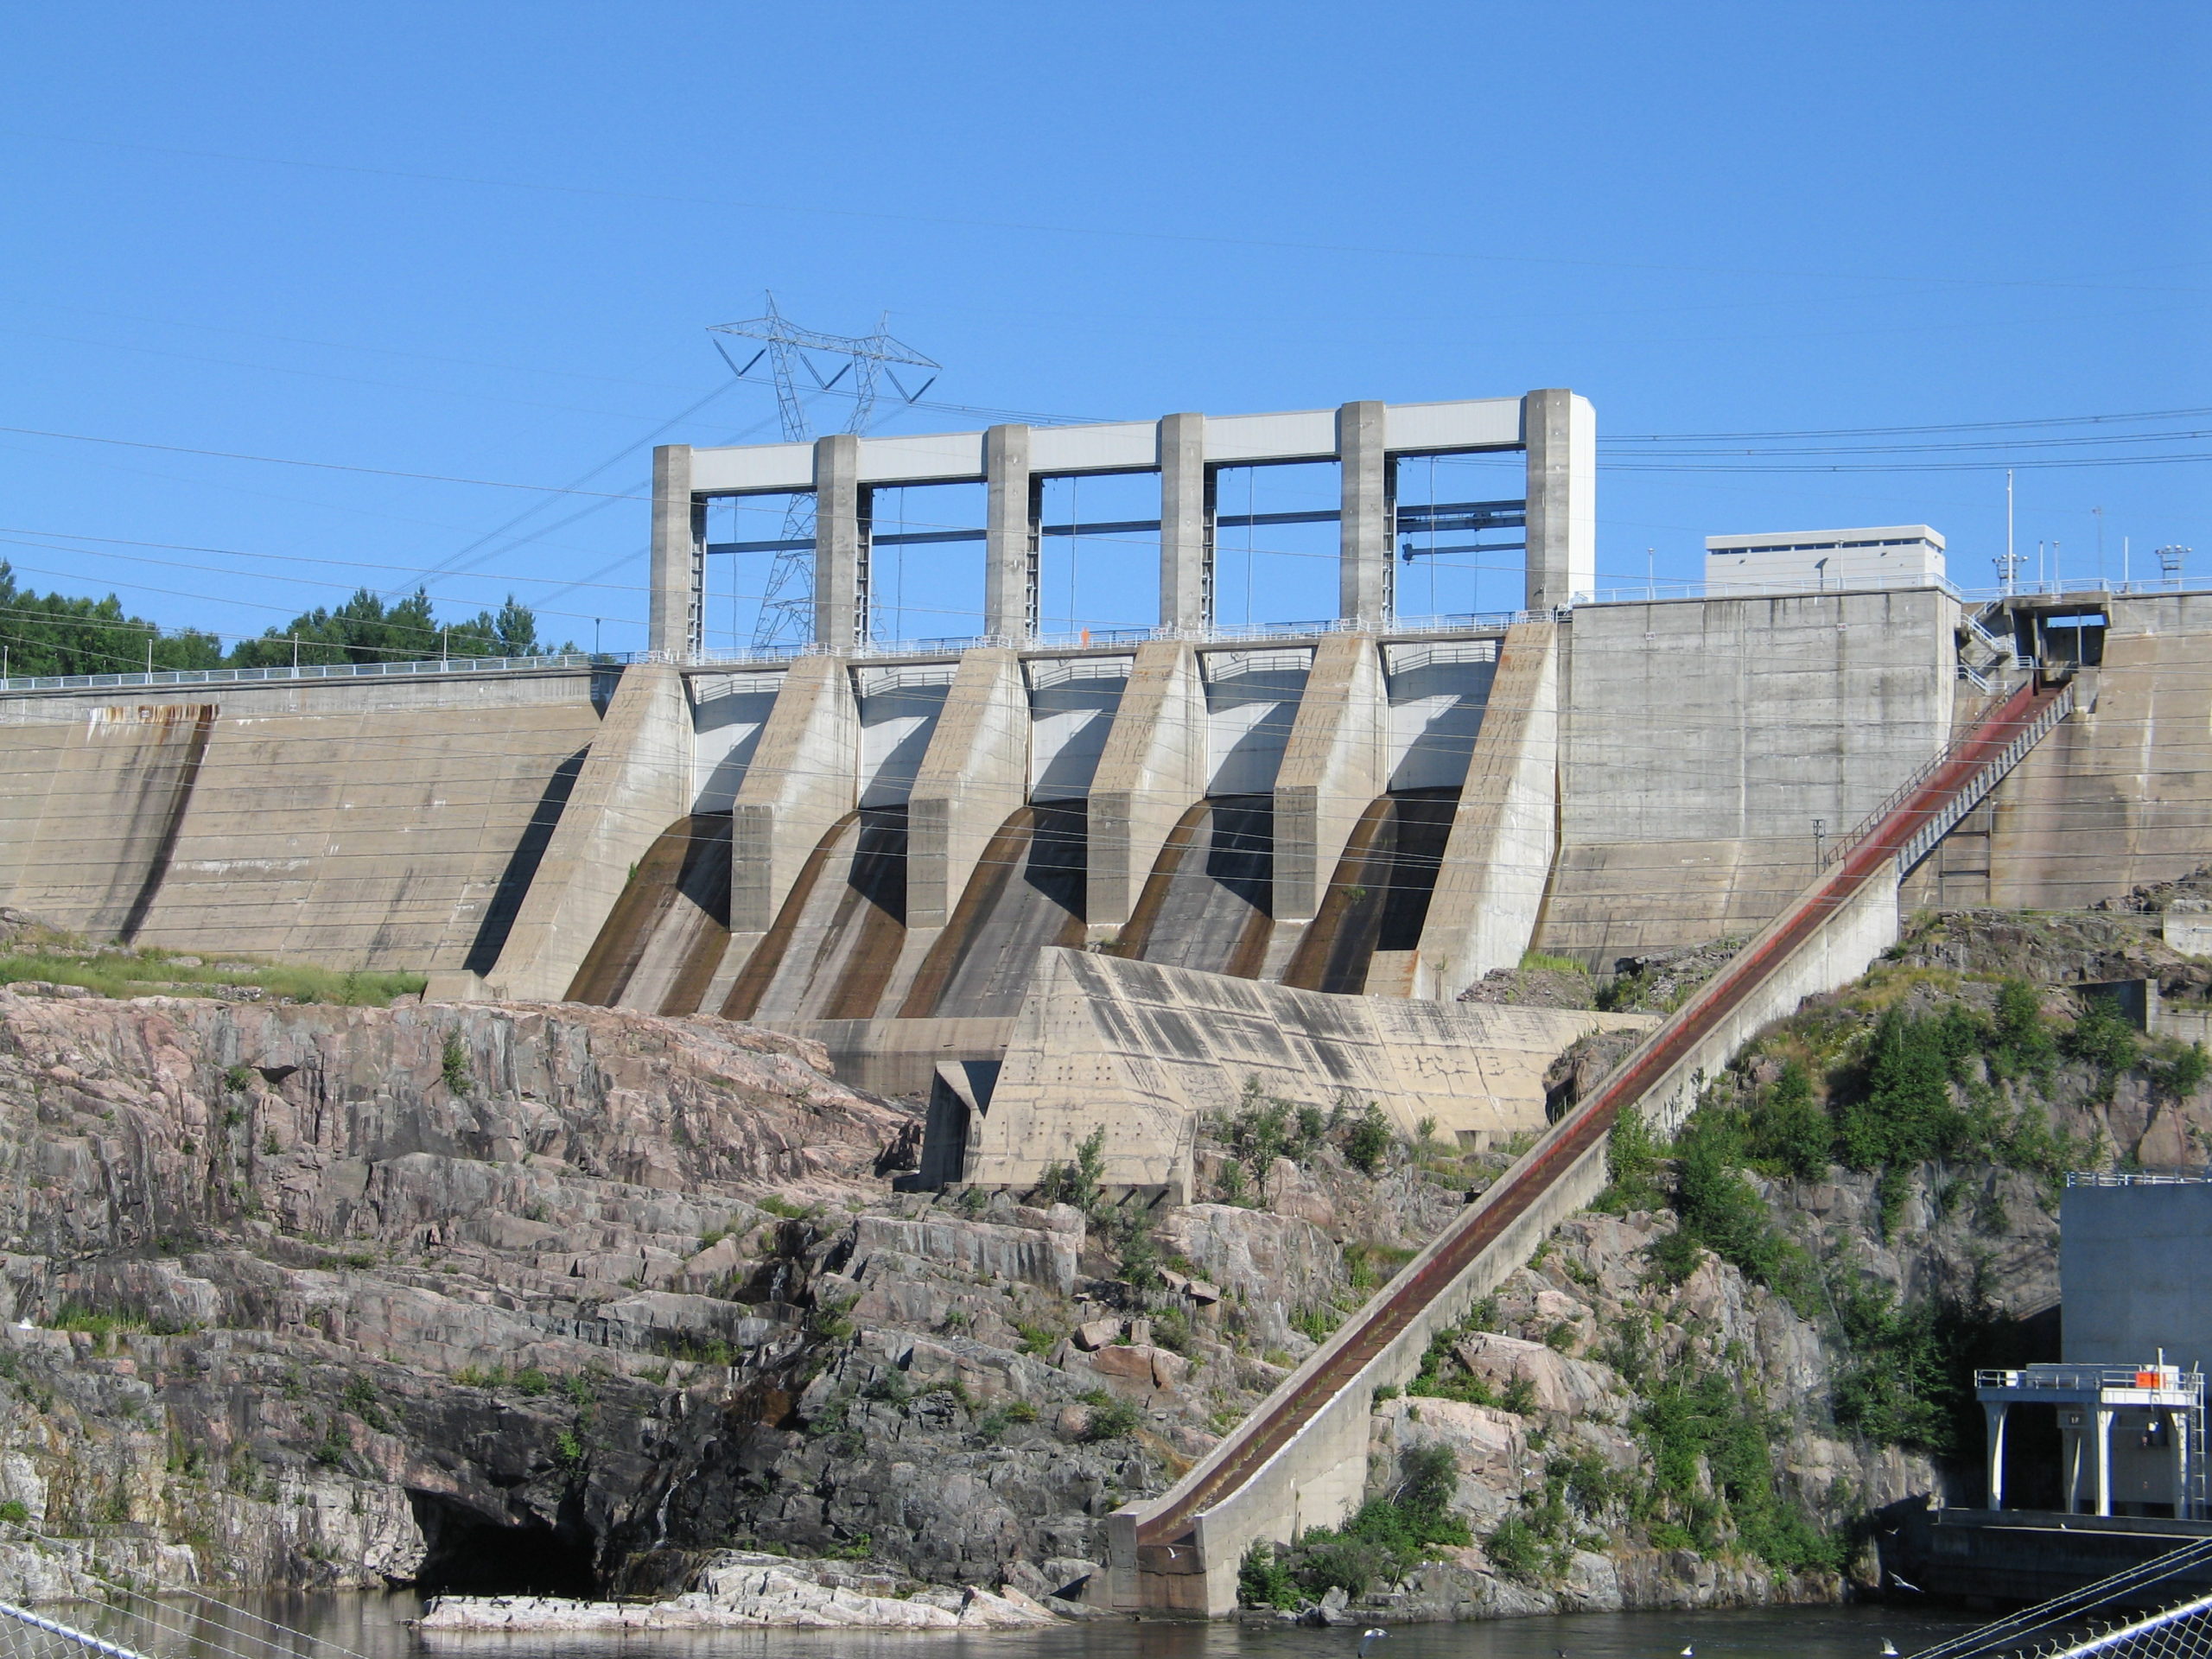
[1107,861,1902,1616]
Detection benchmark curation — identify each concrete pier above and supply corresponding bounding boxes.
[812,434,867,650]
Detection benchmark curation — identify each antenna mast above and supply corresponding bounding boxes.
[709,296,940,647]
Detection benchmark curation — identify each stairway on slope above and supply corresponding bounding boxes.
[1107,794,1274,978]
[721,806,908,1022]
[1117,677,2077,1612]
[563,813,732,1014]
[898,803,1086,1020]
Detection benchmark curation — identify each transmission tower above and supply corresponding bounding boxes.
[709,296,940,647]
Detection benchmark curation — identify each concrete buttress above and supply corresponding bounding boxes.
[728,654,860,934]
[480,663,692,1001]
[906,648,1030,930]
[1273,631,1388,924]
[1414,619,1560,999]
[1085,640,1208,931]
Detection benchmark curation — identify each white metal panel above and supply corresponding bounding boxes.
[1385,398,1524,455]
[1027,657,1132,801]
[856,430,986,486]
[690,442,813,495]
[1201,647,1312,794]
[1028,422,1158,475]
[690,671,785,811]
[855,662,960,806]
[1382,640,1497,791]
[1203,410,1337,466]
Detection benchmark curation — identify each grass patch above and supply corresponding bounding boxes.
[0,926,423,1007]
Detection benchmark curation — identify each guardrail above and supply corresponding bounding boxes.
[0,650,661,696]
[1977,1366,2204,1398]
[2069,1170,2212,1188]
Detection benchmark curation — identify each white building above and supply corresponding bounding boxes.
[1704,524,1946,595]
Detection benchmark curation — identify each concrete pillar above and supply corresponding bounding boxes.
[1158,413,1211,631]
[1087,639,1208,930]
[478,664,693,1000]
[1414,620,1560,1000]
[1986,1402,2008,1510]
[1522,390,1596,613]
[812,434,867,649]
[2096,1408,2114,1516]
[1273,631,1388,924]
[728,653,859,933]
[1337,402,1392,625]
[906,647,1030,928]
[649,445,702,658]
[985,423,1038,640]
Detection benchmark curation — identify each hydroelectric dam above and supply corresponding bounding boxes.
[2,390,2206,1612]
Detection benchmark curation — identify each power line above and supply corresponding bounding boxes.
[0,425,648,499]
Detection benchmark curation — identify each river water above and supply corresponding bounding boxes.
[34,1593,1989,1659]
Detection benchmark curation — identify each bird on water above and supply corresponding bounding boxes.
[1358,1630,1389,1658]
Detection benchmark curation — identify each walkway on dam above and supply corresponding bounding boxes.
[1121,674,2076,1611]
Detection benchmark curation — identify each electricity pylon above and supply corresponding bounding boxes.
[709,296,940,647]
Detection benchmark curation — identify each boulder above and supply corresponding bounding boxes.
[1452,1331,1624,1420]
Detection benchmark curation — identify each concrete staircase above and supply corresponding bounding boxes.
[1108,676,2078,1616]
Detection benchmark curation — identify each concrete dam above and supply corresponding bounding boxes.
[0,390,2206,1610]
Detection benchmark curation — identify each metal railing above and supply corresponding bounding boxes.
[0,650,658,696]
[2069,1170,2212,1188]
[1977,1366,2205,1399]
[1818,679,2073,871]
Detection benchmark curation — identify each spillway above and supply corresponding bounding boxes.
[899,802,1086,1019]
[1281,786,1458,995]
[1108,794,1274,978]
[564,813,732,1013]
[722,805,908,1021]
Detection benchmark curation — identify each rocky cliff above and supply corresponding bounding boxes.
[0,898,2201,1622]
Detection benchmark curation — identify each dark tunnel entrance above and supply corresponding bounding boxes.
[407,1490,600,1596]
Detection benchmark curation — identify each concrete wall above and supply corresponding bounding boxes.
[2061,1182,2212,1373]
[962,948,1651,1200]
[1992,595,2212,909]
[0,669,607,971]
[1541,588,1956,967]
[690,671,784,812]
[1415,620,1559,1001]
[1028,656,1129,802]
[477,664,692,1001]
[1382,637,1497,791]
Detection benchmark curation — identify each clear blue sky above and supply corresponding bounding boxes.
[1,2,2205,652]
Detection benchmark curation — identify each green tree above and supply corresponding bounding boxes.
[0,563,225,678]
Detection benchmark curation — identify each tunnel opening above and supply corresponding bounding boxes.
[407,1489,600,1597]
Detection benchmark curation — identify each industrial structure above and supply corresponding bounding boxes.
[0,386,2209,1613]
